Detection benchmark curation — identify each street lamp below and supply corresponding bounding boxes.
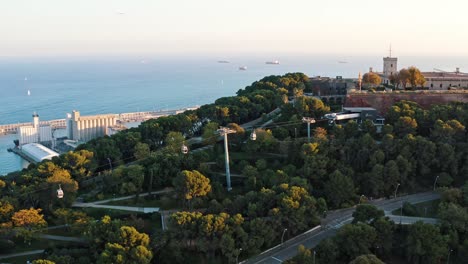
[359,194,365,204]
[236,248,242,264]
[433,175,439,191]
[217,127,237,191]
[281,228,288,245]
[313,250,316,264]
[447,248,453,264]
[394,183,400,199]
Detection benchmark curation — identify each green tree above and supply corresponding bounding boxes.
[202,122,220,145]
[97,226,152,264]
[405,221,448,264]
[164,132,185,154]
[133,142,150,160]
[324,170,356,208]
[335,223,377,260]
[173,170,212,209]
[352,204,385,224]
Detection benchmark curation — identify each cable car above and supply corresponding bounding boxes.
[181,144,189,154]
[250,130,257,141]
[57,184,64,199]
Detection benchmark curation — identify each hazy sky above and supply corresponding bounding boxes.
[2,0,468,57]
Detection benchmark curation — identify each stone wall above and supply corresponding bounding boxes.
[344,91,468,114]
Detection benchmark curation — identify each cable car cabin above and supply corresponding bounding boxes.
[57,186,64,199]
[181,144,189,154]
[250,130,257,141]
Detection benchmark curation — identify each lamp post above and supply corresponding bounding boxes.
[447,248,453,264]
[107,157,113,171]
[433,175,439,191]
[236,248,242,264]
[313,250,316,264]
[217,127,236,191]
[302,117,316,142]
[281,228,288,245]
[394,183,400,199]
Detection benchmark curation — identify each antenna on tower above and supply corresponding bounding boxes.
[389,44,392,57]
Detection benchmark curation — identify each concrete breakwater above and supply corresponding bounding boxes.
[0,106,199,135]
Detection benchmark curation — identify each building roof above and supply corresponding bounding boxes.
[21,143,59,163]
[422,72,468,79]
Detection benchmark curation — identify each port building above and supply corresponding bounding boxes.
[66,110,117,142]
[18,113,53,145]
[21,143,59,163]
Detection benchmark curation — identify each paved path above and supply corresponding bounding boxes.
[72,188,174,213]
[38,234,86,243]
[0,250,44,260]
[88,188,173,204]
[242,191,440,264]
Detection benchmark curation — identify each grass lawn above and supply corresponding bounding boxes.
[392,199,440,218]
[103,195,180,210]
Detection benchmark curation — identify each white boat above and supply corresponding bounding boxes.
[239,66,247,70]
[27,90,31,96]
[218,60,230,63]
[266,60,280,65]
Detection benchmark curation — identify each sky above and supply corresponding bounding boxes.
[2,0,468,57]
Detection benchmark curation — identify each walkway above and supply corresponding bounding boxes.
[0,250,44,260]
[72,188,173,213]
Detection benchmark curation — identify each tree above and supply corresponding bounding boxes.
[362,72,382,87]
[324,170,356,208]
[97,226,152,264]
[405,221,448,264]
[335,223,377,260]
[349,254,384,264]
[164,132,185,154]
[32,260,56,264]
[352,204,385,224]
[202,122,219,145]
[408,66,426,88]
[11,208,47,243]
[398,68,411,89]
[173,170,212,209]
[133,142,150,160]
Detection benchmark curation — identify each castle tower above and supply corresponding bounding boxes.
[383,46,397,77]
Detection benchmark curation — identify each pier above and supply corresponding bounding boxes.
[0,106,199,135]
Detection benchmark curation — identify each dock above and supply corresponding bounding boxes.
[0,106,199,135]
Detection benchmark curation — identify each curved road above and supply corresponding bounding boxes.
[242,191,440,264]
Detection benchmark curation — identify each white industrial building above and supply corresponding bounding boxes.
[18,113,53,145]
[66,110,117,142]
[21,143,59,162]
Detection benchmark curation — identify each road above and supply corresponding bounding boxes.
[242,191,440,264]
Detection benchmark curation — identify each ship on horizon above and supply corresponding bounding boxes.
[266,60,280,65]
[239,66,247,71]
[218,60,230,63]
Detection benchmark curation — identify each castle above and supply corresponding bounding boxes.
[372,49,468,90]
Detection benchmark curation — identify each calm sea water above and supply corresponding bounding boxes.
[1,54,467,175]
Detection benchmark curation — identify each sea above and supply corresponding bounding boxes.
[1,54,467,175]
